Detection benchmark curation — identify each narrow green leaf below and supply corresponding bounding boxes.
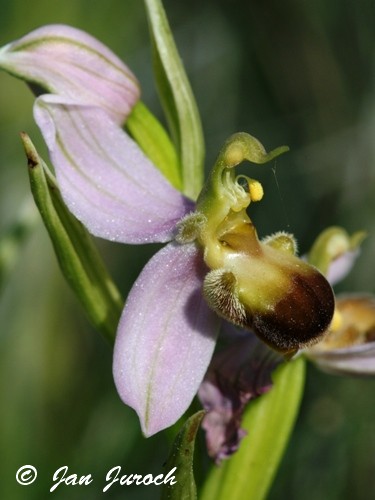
[201,357,305,500]
[144,0,204,199]
[161,410,205,500]
[126,100,182,191]
[21,133,123,343]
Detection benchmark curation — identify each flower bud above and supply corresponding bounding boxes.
[308,226,366,284]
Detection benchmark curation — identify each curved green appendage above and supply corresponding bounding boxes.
[199,132,289,207]
[161,411,205,500]
[219,132,289,169]
[22,133,123,343]
[143,0,204,200]
[200,357,305,500]
[195,132,289,252]
[126,101,182,192]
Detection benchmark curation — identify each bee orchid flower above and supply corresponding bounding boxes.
[0,25,335,439]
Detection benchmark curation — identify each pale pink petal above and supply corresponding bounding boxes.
[34,95,193,244]
[0,24,139,124]
[113,242,220,436]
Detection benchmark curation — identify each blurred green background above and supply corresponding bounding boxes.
[1,0,375,498]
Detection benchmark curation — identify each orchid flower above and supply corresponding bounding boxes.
[0,25,336,442]
[305,227,375,375]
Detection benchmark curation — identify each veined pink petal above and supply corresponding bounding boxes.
[34,95,193,244]
[0,24,139,124]
[113,242,220,436]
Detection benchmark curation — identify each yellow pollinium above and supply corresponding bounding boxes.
[248,179,264,202]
